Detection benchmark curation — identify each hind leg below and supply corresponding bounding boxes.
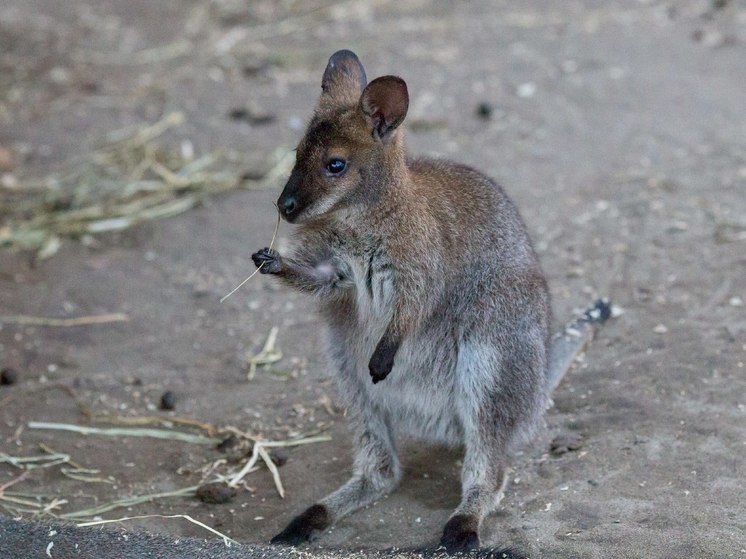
[440,423,508,552]
[271,405,401,545]
[440,341,544,553]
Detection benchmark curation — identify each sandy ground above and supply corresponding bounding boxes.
[1,1,745,558]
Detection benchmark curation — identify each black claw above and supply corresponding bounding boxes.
[270,504,330,546]
[251,247,281,274]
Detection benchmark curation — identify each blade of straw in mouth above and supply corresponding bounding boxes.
[220,210,281,303]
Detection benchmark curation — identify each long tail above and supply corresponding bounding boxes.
[546,298,613,394]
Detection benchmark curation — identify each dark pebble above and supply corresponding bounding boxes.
[1,368,18,386]
[241,168,268,182]
[269,448,289,467]
[228,108,276,126]
[160,391,176,410]
[196,482,237,504]
[216,435,239,453]
[228,108,249,120]
[476,102,493,120]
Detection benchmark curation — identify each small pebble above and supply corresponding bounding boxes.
[475,102,493,120]
[228,107,276,125]
[160,391,176,410]
[1,368,18,386]
[517,82,536,98]
[269,448,289,467]
[216,435,239,453]
[196,482,237,504]
[228,108,249,120]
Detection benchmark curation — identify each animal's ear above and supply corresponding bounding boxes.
[320,50,368,108]
[360,76,409,140]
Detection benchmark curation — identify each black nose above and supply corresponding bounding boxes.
[279,196,297,217]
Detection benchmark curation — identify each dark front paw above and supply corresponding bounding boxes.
[251,247,282,274]
[368,337,398,384]
[270,504,330,546]
[440,514,480,554]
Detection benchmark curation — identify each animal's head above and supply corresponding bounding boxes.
[277,50,409,223]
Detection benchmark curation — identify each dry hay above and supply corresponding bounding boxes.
[0,112,292,258]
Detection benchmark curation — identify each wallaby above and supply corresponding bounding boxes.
[251,50,611,556]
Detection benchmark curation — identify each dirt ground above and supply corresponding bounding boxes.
[1,1,745,558]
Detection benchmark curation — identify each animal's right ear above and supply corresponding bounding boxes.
[360,76,409,140]
[319,50,368,109]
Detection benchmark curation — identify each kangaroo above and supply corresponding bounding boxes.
[251,50,611,556]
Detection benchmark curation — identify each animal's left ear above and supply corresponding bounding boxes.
[360,76,409,140]
[320,50,368,109]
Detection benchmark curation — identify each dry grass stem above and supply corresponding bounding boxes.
[257,435,332,448]
[256,445,284,498]
[0,471,30,493]
[27,422,221,445]
[0,313,129,327]
[60,468,114,484]
[0,452,71,470]
[228,443,261,489]
[61,486,200,519]
[39,443,85,470]
[227,434,331,495]
[246,326,282,380]
[76,514,238,546]
[90,413,219,436]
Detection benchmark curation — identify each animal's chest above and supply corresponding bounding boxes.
[341,246,395,329]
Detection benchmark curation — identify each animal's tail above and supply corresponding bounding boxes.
[546,298,613,394]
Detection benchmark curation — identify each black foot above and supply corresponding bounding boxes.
[270,504,330,546]
[440,514,480,553]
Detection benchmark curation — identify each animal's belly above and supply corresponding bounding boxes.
[375,374,463,445]
[360,331,464,446]
[323,287,464,445]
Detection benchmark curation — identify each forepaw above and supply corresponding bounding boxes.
[368,352,394,384]
[251,247,282,274]
[270,504,330,546]
[440,514,480,554]
[368,336,398,384]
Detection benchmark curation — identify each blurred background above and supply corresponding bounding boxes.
[1,1,744,557]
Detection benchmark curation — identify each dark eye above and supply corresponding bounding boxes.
[325,158,347,175]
